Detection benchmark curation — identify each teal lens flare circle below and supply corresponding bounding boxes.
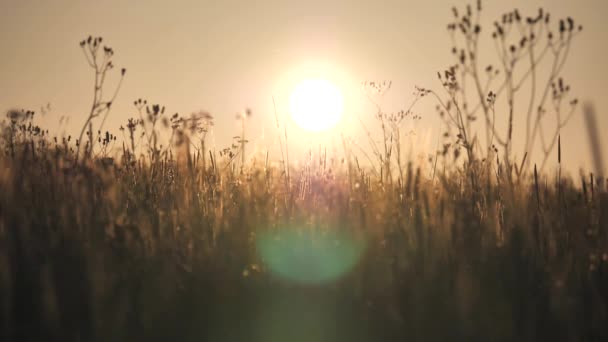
[256,228,365,285]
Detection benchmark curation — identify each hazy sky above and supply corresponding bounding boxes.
[1,0,606,175]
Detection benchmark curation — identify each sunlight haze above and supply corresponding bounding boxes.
[1,0,606,174]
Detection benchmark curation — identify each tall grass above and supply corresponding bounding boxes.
[1,106,607,341]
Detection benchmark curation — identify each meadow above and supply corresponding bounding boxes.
[1,2,607,341]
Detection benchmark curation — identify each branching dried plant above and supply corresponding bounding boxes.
[432,0,581,174]
[76,36,126,161]
[361,81,427,185]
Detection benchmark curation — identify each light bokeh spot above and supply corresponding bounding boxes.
[256,227,364,285]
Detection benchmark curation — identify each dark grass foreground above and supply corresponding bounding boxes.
[1,140,607,342]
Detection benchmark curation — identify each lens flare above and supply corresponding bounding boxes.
[256,227,364,285]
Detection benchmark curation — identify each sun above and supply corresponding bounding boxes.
[289,79,344,132]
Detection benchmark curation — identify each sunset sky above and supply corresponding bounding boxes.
[1,0,606,175]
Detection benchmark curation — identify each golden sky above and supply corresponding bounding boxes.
[1,0,606,175]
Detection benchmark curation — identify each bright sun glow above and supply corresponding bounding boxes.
[289,79,344,132]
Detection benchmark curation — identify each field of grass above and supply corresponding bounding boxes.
[1,112,607,341]
[1,2,608,341]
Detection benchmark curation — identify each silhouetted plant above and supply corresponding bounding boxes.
[432,0,581,173]
[76,35,126,160]
[360,81,427,185]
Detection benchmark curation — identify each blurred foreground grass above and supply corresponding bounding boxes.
[1,133,607,341]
